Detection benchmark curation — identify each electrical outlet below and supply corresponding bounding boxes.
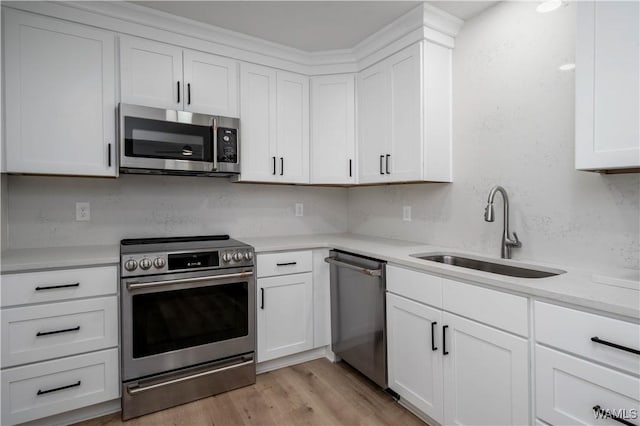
[295,203,304,217]
[76,202,90,221]
[403,205,412,222]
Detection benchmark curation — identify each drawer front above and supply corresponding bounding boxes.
[1,266,117,307]
[1,297,118,368]
[442,279,528,337]
[257,250,313,278]
[535,301,640,376]
[1,348,119,425]
[536,345,640,425]
[387,265,443,308]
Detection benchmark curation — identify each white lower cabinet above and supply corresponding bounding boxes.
[386,266,529,425]
[257,272,314,362]
[387,293,444,423]
[442,312,529,426]
[1,348,119,425]
[536,345,640,425]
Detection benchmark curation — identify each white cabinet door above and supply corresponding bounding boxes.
[310,74,356,184]
[239,63,279,182]
[442,312,529,426]
[276,71,310,184]
[357,62,391,184]
[389,43,422,182]
[257,272,313,362]
[120,36,183,110]
[576,2,640,171]
[387,293,444,424]
[183,50,238,117]
[536,345,640,426]
[4,10,116,177]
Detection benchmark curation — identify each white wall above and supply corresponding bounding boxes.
[4,174,348,248]
[348,1,640,271]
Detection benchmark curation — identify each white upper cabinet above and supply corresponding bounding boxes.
[310,74,356,184]
[357,41,452,184]
[120,35,239,117]
[239,63,309,184]
[183,50,239,117]
[358,61,391,184]
[120,36,183,110]
[576,1,640,172]
[3,9,116,177]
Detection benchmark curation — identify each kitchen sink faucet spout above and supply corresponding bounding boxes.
[484,185,522,259]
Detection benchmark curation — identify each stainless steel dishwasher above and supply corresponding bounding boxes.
[325,250,387,388]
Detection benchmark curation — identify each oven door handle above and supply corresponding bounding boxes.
[126,359,254,395]
[126,271,254,291]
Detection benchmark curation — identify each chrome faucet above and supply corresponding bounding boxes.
[484,185,522,259]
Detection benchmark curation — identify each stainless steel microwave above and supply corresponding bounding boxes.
[119,104,240,177]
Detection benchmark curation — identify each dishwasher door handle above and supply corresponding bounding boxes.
[324,256,382,277]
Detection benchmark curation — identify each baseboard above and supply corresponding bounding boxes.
[22,399,121,426]
[257,346,335,374]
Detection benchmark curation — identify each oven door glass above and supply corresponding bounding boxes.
[132,282,248,358]
[124,117,213,162]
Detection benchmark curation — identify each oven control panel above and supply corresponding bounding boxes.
[121,247,254,277]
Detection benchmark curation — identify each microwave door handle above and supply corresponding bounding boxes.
[212,117,218,171]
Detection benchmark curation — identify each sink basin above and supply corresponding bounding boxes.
[410,253,566,279]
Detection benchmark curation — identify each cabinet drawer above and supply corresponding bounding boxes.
[1,348,119,425]
[257,250,313,278]
[535,301,640,376]
[442,279,528,337]
[1,266,117,308]
[387,265,442,308]
[536,345,640,425]
[1,297,118,368]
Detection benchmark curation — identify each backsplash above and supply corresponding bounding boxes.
[3,174,348,248]
[348,1,640,272]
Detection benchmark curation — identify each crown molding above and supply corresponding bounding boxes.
[2,1,464,76]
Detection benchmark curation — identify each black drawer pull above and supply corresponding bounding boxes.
[431,321,438,351]
[591,337,640,356]
[442,325,449,355]
[593,405,637,426]
[177,81,180,103]
[280,157,284,176]
[386,154,390,174]
[260,288,264,310]
[379,155,384,175]
[37,380,81,396]
[276,262,297,266]
[107,143,112,167]
[349,159,352,177]
[35,282,80,291]
[36,326,80,337]
[272,156,276,175]
[187,83,191,105]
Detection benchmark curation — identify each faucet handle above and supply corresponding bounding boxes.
[510,232,522,248]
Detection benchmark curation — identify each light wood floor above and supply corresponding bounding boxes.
[75,358,426,426]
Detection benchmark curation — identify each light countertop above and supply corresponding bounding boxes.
[241,233,640,320]
[1,245,119,273]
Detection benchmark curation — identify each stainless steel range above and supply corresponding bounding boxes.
[120,235,255,420]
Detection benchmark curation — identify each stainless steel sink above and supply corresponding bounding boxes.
[410,253,566,278]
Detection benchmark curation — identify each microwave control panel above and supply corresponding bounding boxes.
[217,127,238,164]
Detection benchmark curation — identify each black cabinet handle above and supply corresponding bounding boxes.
[276,262,297,266]
[591,337,640,356]
[593,405,637,426]
[386,154,390,174]
[349,159,352,177]
[35,282,79,291]
[379,155,384,175]
[260,288,264,310]
[187,83,191,105]
[107,143,112,167]
[177,81,180,103]
[37,380,81,396]
[442,325,449,355]
[280,157,284,176]
[272,156,276,175]
[431,321,438,351]
[36,326,80,337]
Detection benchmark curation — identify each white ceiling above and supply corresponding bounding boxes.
[131,1,498,52]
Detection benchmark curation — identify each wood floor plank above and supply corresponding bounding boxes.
[73,358,427,426]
